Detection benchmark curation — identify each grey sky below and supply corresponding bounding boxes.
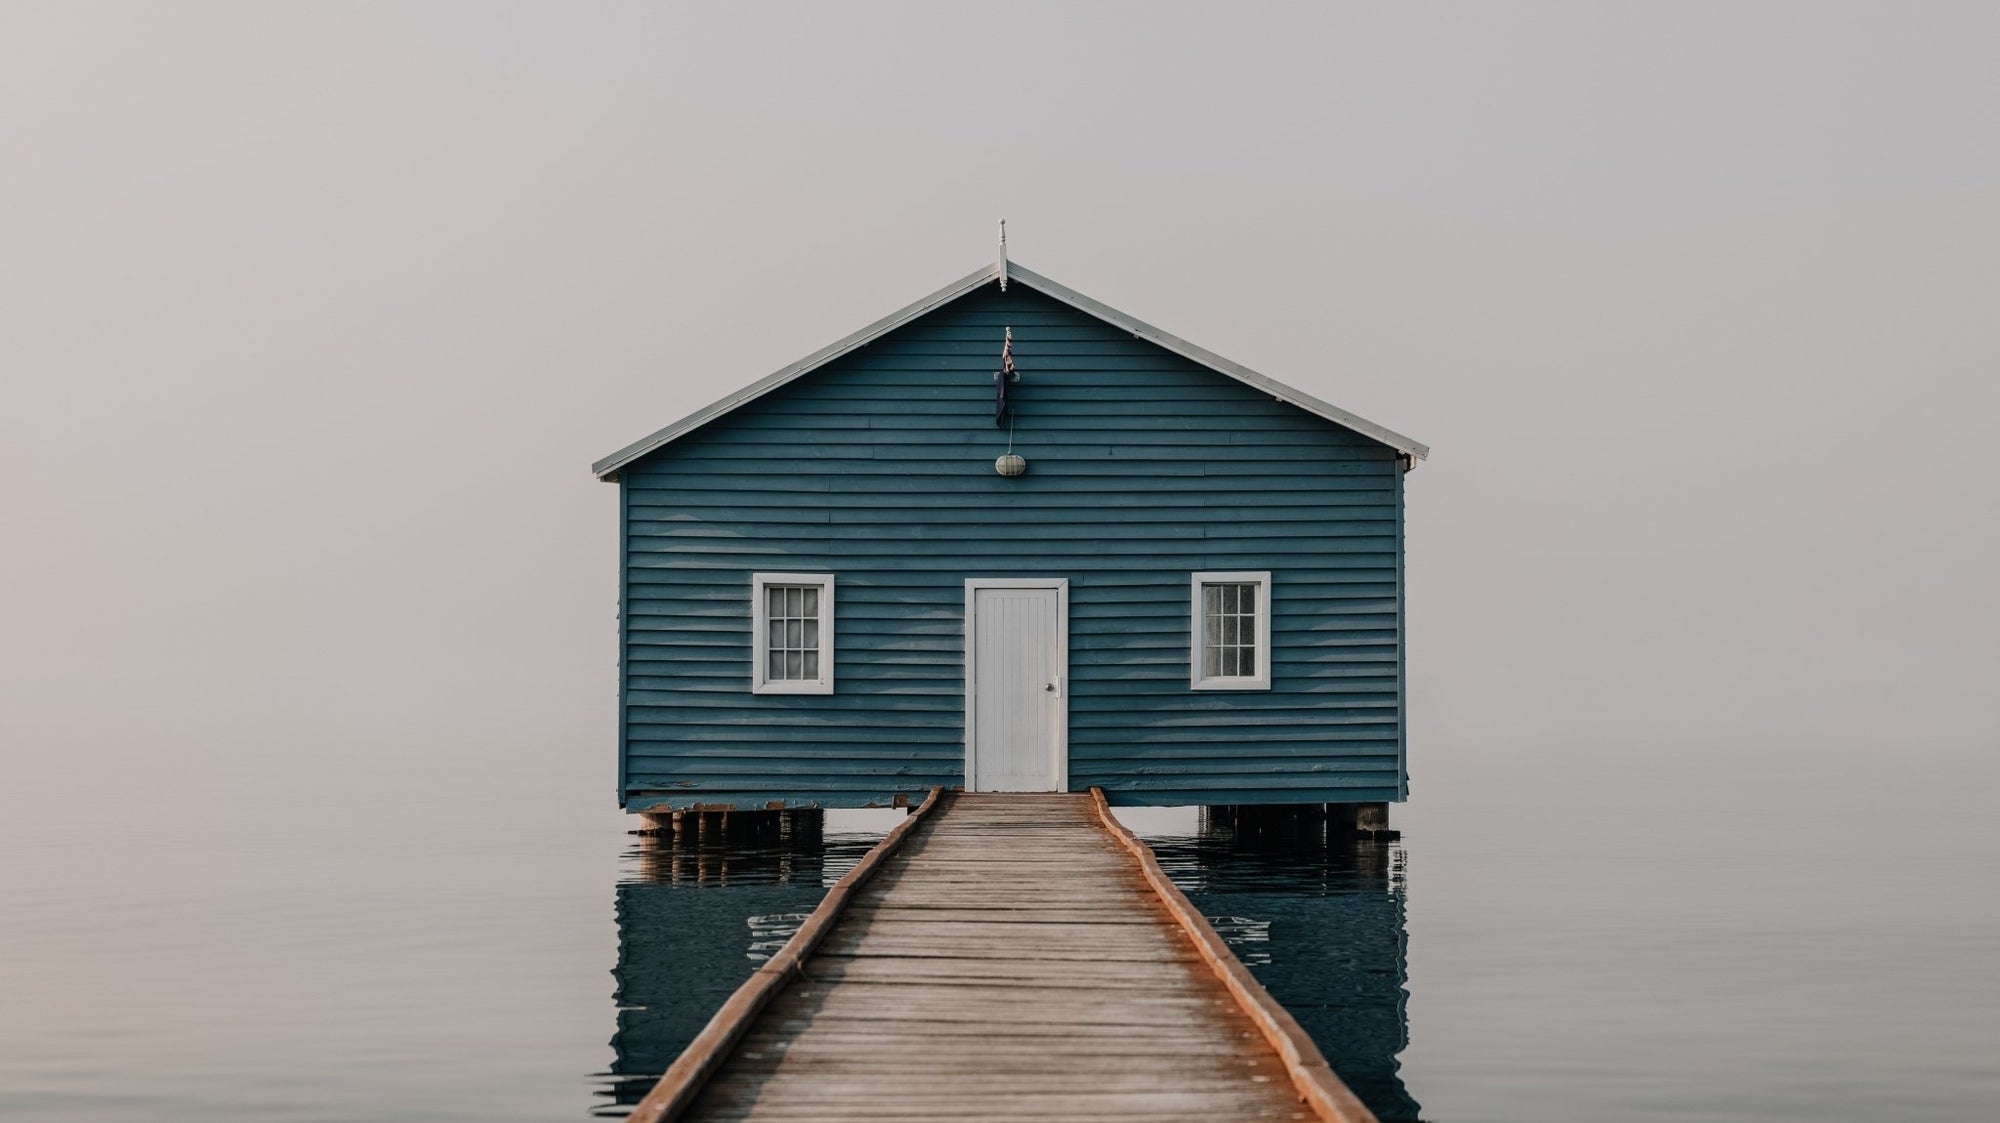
[3,3,1995,838]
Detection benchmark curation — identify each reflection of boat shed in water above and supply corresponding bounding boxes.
[592,256,1428,821]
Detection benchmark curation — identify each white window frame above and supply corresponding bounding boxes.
[751,572,835,695]
[1190,571,1272,691]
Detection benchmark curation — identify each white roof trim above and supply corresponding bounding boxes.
[592,261,1428,480]
[1007,264,1429,462]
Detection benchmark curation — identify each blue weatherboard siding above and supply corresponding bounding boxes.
[618,281,1407,810]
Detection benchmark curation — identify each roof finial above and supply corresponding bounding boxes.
[997,219,1008,291]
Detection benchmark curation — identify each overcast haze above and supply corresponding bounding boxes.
[3,3,1996,843]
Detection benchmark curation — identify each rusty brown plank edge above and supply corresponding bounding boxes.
[1087,787,1381,1123]
[625,785,947,1123]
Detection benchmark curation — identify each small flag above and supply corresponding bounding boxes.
[994,326,1015,427]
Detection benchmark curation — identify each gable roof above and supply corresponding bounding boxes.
[591,261,1430,480]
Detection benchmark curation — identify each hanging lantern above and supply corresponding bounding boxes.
[994,453,1028,478]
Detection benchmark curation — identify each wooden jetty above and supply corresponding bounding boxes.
[629,789,1377,1123]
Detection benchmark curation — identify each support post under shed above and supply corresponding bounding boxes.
[1204,801,1399,842]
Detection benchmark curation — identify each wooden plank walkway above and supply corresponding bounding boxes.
[632,789,1376,1123]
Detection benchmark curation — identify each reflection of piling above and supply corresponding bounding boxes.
[781,808,822,846]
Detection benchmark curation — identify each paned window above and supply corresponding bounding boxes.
[751,573,834,694]
[1190,571,1272,690]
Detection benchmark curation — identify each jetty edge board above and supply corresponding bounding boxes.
[626,786,947,1123]
[628,788,1379,1123]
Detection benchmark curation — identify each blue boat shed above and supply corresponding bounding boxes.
[593,258,1428,815]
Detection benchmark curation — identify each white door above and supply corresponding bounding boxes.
[965,579,1068,792]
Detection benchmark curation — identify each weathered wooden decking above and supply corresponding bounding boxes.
[633,790,1375,1123]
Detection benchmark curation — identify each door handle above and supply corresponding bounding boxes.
[1043,683,1056,692]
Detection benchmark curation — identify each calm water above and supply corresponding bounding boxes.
[2,745,1996,1121]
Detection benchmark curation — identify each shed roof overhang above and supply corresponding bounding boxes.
[591,261,1430,480]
